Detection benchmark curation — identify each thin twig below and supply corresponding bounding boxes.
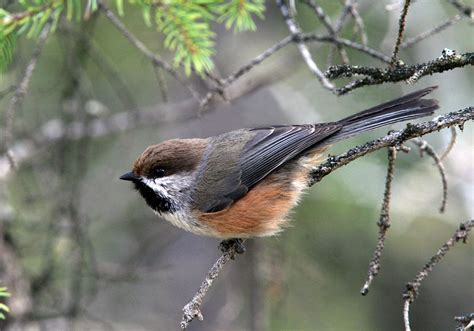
[2,21,51,170]
[400,15,462,49]
[276,0,336,91]
[391,0,412,67]
[97,0,201,101]
[221,35,293,85]
[403,299,412,331]
[302,33,391,63]
[447,0,474,19]
[347,0,368,46]
[180,240,245,330]
[334,0,354,34]
[402,220,474,331]
[328,0,354,64]
[304,0,350,64]
[199,35,294,110]
[196,23,392,109]
[412,138,448,213]
[201,29,392,109]
[361,147,397,295]
[439,126,457,161]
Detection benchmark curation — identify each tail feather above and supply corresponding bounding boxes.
[325,86,439,144]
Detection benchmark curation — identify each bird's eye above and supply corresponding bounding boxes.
[151,168,165,179]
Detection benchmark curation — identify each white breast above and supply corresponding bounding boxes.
[158,210,210,236]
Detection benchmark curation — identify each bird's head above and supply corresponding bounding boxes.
[120,138,207,213]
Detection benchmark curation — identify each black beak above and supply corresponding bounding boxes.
[120,171,139,182]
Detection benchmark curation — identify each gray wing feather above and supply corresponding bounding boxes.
[240,124,341,188]
[193,124,341,212]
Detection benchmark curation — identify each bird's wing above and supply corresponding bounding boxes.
[240,124,341,188]
[193,124,341,213]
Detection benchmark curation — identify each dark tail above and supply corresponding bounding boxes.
[325,86,439,144]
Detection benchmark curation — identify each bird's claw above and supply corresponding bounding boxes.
[219,238,246,257]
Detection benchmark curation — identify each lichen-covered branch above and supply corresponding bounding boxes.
[440,127,457,161]
[402,220,474,331]
[324,50,474,95]
[309,106,473,185]
[181,240,244,330]
[412,138,448,212]
[360,147,397,295]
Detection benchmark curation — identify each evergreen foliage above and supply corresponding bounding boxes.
[0,0,265,74]
[0,287,10,320]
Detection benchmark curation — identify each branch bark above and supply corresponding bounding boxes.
[309,107,472,185]
[402,220,474,331]
[324,51,474,94]
[181,240,244,330]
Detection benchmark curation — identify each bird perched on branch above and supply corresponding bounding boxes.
[120,87,438,249]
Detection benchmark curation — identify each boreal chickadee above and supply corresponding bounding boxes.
[120,87,438,239]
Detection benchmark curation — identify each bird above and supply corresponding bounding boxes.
[120,86,438,250]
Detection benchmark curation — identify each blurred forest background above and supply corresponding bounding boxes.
[0,0,473,330]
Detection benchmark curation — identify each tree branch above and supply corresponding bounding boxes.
[181,240,245,330]
[360,146,397,295]
[96,0,201,101]
[390,0,412,66]
[276,0,336,91]
[309,106,473,185]
[447,0,474,18]
[346,0,368,46]
[303,0,350,64]
[2,21,51,171]
[402,220,474,331]
[324,50,474,95]
[439,127,457,161]
[198,35,294,110]
[301,33,391,64]
[400,15,462,49]
[412,138,448,213]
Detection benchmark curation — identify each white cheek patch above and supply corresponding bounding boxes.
[141,173,193,206]
[140,173,210,235]
[142,177,172,199]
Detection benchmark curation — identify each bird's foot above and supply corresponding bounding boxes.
[219,238,246,258]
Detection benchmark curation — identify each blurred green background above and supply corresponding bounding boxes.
[0,1,473,330]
